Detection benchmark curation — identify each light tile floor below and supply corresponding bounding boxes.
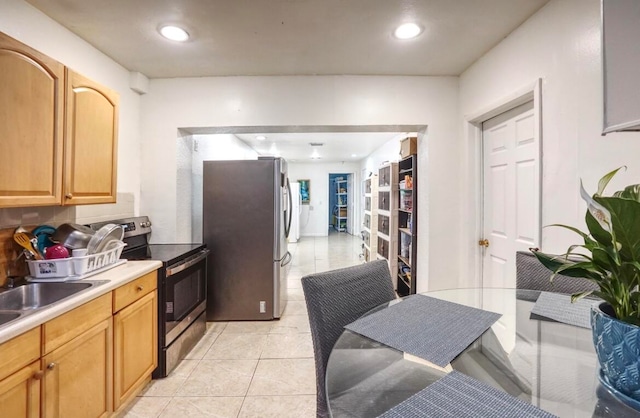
[121,231,362,418]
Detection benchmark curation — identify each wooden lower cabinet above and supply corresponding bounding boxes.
[0,271,158,417]
[42,318,113,418]
[113,290,157,410]
[0,360,41,418]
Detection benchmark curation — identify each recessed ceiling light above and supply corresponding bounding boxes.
[256,135,267,141]
[394,23,422,40]
[351,154,357,157]
[159,25,190,42]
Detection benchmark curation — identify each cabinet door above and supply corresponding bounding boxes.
[113,291,157,410]
[0,32,64,207]
[378,214,390,236]
[64,70,119,205]
[378,166,390,187]
[0,361,41,418]
[43,318,113,418]
[378,191,390,211]
[378,237,389,259]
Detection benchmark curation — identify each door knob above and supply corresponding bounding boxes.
[478,239,490,247]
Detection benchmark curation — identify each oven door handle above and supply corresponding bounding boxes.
[166,249,210,277]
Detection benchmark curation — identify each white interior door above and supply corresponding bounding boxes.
[482,100,539,288]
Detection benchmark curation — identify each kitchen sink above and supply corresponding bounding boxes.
[0,281,108,329]
[0,312,21,326]
[0,282,95,311]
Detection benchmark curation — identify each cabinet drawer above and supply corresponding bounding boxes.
[0,327,41,381]
[44,292,112,354]
[113,271,157,313]
[378,214,390,236]
[377,237,389,259]
[378,191,390,211]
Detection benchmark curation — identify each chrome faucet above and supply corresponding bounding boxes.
[3,251,28,289]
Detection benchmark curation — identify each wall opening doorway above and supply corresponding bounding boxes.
[328,173,353,234]
[176,125,426,244]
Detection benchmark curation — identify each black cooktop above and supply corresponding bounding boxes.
[122,243,205,265]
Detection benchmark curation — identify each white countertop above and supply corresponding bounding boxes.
[0,260,162,344]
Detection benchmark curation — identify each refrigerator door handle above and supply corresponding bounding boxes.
[281,251,292,267]
[284,177,293,238]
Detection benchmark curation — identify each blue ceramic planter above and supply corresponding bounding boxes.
[591,302,640,402]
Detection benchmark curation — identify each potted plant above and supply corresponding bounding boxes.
[531,167,640,403]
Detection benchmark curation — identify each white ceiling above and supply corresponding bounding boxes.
[25,0,549,78]
[233,132,405,162]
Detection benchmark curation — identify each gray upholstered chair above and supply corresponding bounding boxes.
[301,259,396,418]
[516,251,598,294]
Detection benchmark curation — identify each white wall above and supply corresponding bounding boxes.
[188,134,258,243]
[458,0,640,287]
[0,0,142,223]
[140,76,460,292]
[360,133,407,176]
[289,162,360,237]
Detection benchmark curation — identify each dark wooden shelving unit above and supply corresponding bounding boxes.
[396,154,417,296]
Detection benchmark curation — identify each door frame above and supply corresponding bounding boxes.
[464,78,543,288]
[327,171,357,234]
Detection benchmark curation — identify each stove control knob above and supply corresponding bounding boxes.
[140,221,152,228]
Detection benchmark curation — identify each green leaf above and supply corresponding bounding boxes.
[571,290,594,303]
[563,245,591,259]
[554,262,603,280]
[547,224,591,240]
[613,184,640,202]
[597,166,625,196]
[596,197,640,262]
[592,247,618,273]
[531,250,571,272]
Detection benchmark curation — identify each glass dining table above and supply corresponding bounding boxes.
[325,288,640,417]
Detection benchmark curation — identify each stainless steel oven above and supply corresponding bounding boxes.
[88,216,209,378]
[160,248,209,377]
[165,250,207,323]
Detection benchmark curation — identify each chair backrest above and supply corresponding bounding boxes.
[301,259,396,418]
[516,251,598,294]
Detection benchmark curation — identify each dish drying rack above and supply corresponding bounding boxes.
[27,241,127,282]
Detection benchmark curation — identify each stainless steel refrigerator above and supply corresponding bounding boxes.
[203,157,292,321]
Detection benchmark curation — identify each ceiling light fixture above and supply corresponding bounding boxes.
[256,135,267,141]
[159,25,190,42]
[310,143,323,160]
[351,154,357,157]
[394,23,422,40]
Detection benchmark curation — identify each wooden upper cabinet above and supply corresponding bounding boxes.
[0,32,64,207]
[64,70,119,205]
